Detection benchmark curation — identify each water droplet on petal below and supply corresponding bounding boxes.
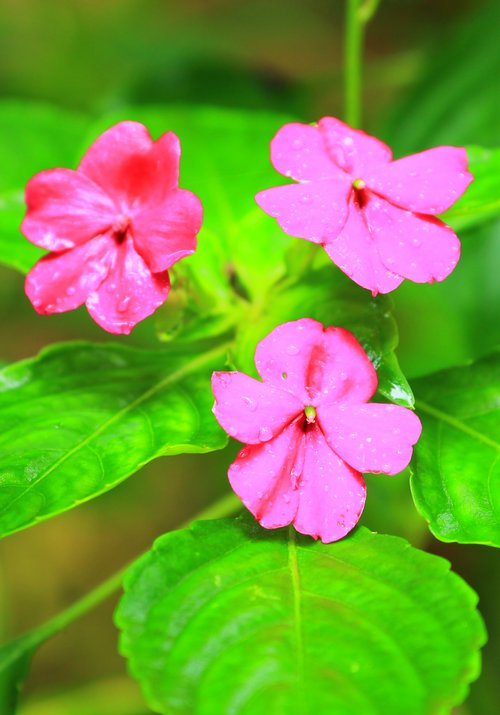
[241,395,257,412]
[66,286,76,296]
[292,139,303,149]
[117,296,131,313]
[258,426,273,442]
[286,344,300,355]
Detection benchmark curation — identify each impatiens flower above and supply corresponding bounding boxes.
[22,121,202,334]
[255,117,473,294]
[212,318,421,543]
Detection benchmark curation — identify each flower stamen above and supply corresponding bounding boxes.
[304,405,317,424]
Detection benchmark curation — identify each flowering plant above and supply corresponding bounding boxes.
[255,118,471,293]
[212,318,421,542]
[0,3,498,715]
[23,121,202,334]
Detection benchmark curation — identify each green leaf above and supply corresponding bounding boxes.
[85,105,296,305]
[441,146,500,232]
[411,351,500,546]
[0,100,88,273]
[233,265,414,407]
[0,340,228,539]
[116,516,485,715]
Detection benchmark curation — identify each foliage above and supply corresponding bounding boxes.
[0,2,498,713]
[411,352,500,546]
[117,516,485,715]
[0,340,227,538]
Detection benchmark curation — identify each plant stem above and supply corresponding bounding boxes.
[344,0,380,127]
[0,492,241,666]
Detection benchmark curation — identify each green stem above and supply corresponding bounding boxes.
[0,492,241,667]
[344,0,380,127]
[358,0,380,23]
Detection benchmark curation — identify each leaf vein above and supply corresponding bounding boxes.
[415,399,499,451]
[0,343,229,518]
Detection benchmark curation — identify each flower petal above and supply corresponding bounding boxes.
[212,372,302,445]
[78,122,180,209]
[228,422,304,529]
[21,169,115,251]
[86,237,170,334]
[365,147,473,214]
[269,122,343,181]
[318,117,392,176]
[364,196,461,283]
[318,403,422,475]
[323,199,403,294]
[255,318,377,405]
[255,178,351,244]
[132,189,203,272]
[293,427,366,543]
[25,235,115,314]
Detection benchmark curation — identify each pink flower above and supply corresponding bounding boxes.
[255,117,473,294]
[212,318,421,543]
[22,121,203,334]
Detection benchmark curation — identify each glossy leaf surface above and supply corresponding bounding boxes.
[411,352,500,546]
[0,341,228,538]
[117,516,485,715]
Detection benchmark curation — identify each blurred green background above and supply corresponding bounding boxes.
[0,1,498,713]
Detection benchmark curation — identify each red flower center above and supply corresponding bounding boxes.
[112,214,131,244]
[352,179,369,209]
